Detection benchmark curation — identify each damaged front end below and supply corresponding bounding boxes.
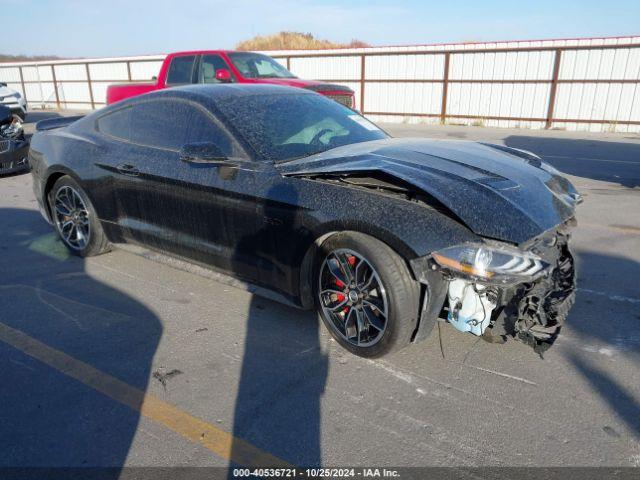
[412,222,576,355]
[0,106,29,175]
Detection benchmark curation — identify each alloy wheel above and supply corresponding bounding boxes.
[53,186,90,251]
[318,248,389,347]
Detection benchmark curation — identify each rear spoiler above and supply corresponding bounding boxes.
[36,115,85,132]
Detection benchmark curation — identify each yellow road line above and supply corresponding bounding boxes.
[0,321,291,469]
[581,223,640,235]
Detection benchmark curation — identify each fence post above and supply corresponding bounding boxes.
[51,64,60,109]
[18,66,27,104]
[85,63,95,110]
[34,64,45,110]
[440,52,451,124]
[545,49,562,129]
[360,54,366,112]
[126,61,132,81]
[286,57,291,70]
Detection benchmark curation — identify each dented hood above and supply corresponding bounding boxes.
[278,138,580,244]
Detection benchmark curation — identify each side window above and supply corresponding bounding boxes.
[184,109,235,155]
[166,55,196,85]
[127,99,237,157]
[129,100,186,150]
[200,55,232,83]
[96,107,133,140]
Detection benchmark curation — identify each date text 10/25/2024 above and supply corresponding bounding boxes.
[232,468,400,478]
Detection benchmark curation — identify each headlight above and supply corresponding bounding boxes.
[432,243,549,284]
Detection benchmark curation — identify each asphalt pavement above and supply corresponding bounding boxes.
[0,111,639,472]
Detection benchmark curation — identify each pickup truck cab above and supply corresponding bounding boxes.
[107,50,355,108]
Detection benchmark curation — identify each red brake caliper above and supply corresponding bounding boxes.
[332,291,348,315]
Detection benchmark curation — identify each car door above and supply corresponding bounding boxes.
[93,95,303,295]
[106,98,249,268]
[198,54,235,83]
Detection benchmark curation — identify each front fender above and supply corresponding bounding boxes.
[290,181,478,311]
[300,182,480,261]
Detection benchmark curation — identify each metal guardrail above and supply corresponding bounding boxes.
[12,58,161,109]
[4,42,640,129]
[271,43,640,128]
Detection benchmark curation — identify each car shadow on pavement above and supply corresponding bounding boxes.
[566,249,640,439]
[504,136,640,188]
[0,208,162,476]
[567,352,640,439]
[229,184,328,470]
[0,169,30,179]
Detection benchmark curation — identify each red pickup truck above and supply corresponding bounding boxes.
[107,50,355,108]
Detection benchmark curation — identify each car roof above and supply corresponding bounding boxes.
[90,84,316,124]
[156,83,314,102]
[165,50,269,57]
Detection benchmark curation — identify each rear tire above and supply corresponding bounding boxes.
[314,232,420,358]
[48,176,110,257]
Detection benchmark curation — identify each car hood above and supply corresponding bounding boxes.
[0,86,18,99]
[278,138,580,244]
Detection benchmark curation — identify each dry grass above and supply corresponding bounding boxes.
[0,54,62,63]
[236,32,370,51]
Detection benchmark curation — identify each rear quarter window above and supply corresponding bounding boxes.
[96,106,133,140]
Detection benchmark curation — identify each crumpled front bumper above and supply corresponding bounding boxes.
[0,139,30,175]
[411,226,577,355]
[490,241,576,355]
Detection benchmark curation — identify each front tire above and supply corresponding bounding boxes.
[49,176,110,257]
[314,232,420,358]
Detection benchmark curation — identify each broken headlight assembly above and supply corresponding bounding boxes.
[431,243,549,285]
[426,243,554,338]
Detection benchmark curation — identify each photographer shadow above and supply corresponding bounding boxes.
[228,183,329,469]
[0,207,162,476]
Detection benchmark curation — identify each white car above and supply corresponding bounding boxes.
[0,83,27,120]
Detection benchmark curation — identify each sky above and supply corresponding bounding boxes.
[7,0,640,57]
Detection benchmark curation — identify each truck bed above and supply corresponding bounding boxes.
[106,83,159,105]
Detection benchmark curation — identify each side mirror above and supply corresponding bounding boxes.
[215,69,232,83]
[0,82,6,87]
[179,142,228,164]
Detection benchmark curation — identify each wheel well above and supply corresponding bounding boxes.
[297,230,424,311]
[298,231,338,310]
[43,172,67,220]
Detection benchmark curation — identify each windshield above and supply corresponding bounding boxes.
[214,93,388,162]
[228,52,296,79]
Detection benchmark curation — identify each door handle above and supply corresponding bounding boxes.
[116,163,139,176]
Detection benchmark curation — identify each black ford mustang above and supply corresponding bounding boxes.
[29,85,579,357]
